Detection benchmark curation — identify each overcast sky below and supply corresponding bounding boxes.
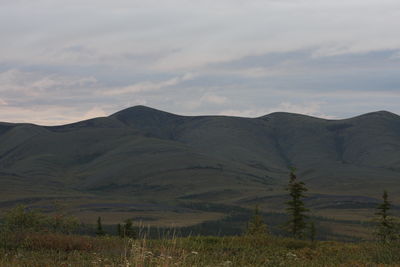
[1,0,399,125]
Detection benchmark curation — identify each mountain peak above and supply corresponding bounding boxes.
[111,105,180,120]
[259,111,326,121]
[367,110,397,116]
[351,110,399,120]
[109,105,184,132]
[112,105,166,115]
[261,110,399,121]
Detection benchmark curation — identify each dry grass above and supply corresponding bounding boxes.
[1,231,400,266]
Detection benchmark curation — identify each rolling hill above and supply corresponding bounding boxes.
[1,106,399,238]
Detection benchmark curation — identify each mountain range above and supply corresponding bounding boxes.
[1,106,399,236]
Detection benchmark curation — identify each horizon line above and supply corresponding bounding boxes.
[1,105,398,127]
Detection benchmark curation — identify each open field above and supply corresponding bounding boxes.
[0,201,382,241]
[1,232,400,267]
[0,196,391,241]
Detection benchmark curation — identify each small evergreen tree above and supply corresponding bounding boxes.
[309,221,316,242]
[123,219,136,238]
[375,190,396,242]
[285,169,309,239]
[96,216,105,236]
[117,223,122,237]
[246,205,268,236]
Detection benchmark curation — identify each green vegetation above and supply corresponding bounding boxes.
[96,217,105,237]
[2,205,78,234]
[1,231,400,266]
[310,221,316,242]
[285,170,309,239]
[375,190,400,242]
[0,180,400,266]
[121,219,137,238]
[245,205,268,236]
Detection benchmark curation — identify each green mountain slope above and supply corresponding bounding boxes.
[0,106,399,234]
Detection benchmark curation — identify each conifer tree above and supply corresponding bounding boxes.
[285,169,309,239]
[123,219,136,238]
[310,221,316,242]
[246,205,268,236]
[96,216,105,236]
[117,223,122,237]
[375,190,396,242]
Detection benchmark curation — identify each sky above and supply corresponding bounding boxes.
[1,0,400,125]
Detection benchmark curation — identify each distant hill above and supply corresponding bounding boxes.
[1,106,399,236]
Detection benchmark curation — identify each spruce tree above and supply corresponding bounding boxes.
[285,169,309,239]
[96,216,105,236]
[124,219,136,238]
[246,205,268,236]
[117,223,122,237]
[309,221,316,242]
[375,190,396,242]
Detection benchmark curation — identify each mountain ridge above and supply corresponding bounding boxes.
[0,105,399,229]
[1,105,398,127]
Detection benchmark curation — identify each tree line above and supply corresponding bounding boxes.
[245,168,400,242]
[0,169,399,242]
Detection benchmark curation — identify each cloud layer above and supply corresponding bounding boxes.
[0,0,399,124]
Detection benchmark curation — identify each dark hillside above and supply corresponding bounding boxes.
[0,106,399,237]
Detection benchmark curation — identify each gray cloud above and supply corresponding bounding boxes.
[0,0,399,124]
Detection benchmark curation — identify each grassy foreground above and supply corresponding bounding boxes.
[1,232,400,267]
